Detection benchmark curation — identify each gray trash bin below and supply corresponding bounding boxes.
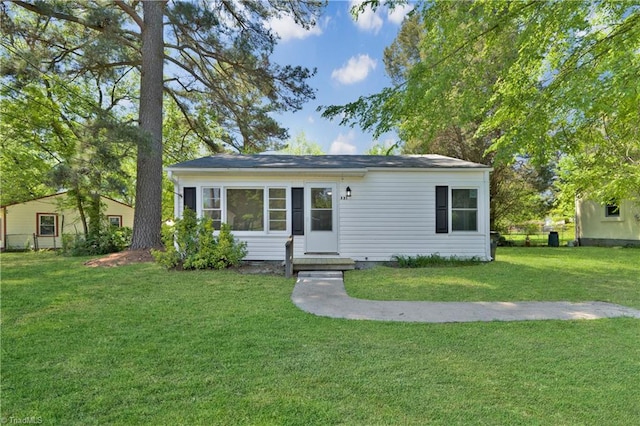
[490,231,500,260]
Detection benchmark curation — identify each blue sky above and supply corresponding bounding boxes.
[267,1,413,154]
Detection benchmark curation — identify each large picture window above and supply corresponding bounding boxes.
[202,187,222,229]
[37,213,57,236]
[227,188,264,231]
[451,189,478,231]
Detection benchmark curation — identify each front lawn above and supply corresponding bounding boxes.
[347,247,640,309]
[1,249,639,425]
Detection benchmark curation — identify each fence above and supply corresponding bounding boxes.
[3,233,62,251]
[499,223,575,247]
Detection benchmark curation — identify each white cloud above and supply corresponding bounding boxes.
[307,115,315,124]
[349,0,384,34]
[330,132,358,155]
[387,4,414,25]
[268,14,323,42]
[331,54,377,85]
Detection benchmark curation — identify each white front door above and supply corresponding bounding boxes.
[305,183,338,253]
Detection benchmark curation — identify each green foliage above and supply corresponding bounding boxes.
[276,131,325,155]
[323,0,640,206]
[4,0,324,249]
[393,254,482,268]
[62,226,132,256]
[152,209,247,270]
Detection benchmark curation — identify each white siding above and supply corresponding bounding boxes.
[170,168,492,261]
[338,170,491,261]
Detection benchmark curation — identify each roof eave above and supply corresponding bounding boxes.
[165,167,369,177]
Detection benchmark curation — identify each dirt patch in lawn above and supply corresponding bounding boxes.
[84,250,283,275]
[84,249,155,267]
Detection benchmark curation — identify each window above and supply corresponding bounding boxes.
[202,187,222,229]
[451,189,478,231]
[310,187,333,231]
[605,203,620,217]
[37,213,57,236]
[268,188,287,231]
[108,215,122,227]
[227,188,264,231]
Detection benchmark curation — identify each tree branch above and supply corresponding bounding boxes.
[113,0,144,29]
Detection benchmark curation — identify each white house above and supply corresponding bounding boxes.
[1,192,134,250]
[576,199,640,247]
[166,154,493,262]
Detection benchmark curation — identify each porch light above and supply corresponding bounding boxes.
[346,186,351,198]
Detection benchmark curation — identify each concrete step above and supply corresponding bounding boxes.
[293,258,355,272]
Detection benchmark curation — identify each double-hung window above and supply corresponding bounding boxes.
[37,213,57,236]
[435,187,479,233]
[108,215,122,227]
[202,187,222,229]
[451,189,478,231]
[268,188,287,231]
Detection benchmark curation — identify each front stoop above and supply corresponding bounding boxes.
[293,258,356,272]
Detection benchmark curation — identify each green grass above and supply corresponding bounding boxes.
[2,249,640,425]
[348,247,640,308]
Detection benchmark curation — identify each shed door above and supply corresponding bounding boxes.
[305,183,338,253]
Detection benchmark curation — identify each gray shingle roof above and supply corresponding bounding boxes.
[168,154,489,170]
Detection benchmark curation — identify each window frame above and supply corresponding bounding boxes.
[450,187,479,233]
[605,203,620,218]
[226,187,265,232]
[268,187,287,232]
[198,185,289,234]
[37,213,58,237]
[202,187,222,229]
[107,215,122,227]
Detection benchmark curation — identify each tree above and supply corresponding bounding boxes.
[323,0,640,206]
[276,131,325,155]
[0,71,137,240]
[3,0,324,248]
[364,141,400,155]
[331,4,553,228]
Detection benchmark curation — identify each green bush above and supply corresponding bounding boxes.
[393,254,482,268]
[61,226,132,256]
[152,209,248,270]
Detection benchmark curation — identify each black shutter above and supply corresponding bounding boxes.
[184,187,196,212]
[435,186,448,233]
[291,187,304,235]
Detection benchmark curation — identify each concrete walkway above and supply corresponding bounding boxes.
[291,271,640,323]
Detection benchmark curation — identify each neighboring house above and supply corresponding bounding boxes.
[576,199,640,247]
[1,192,134,250]
[166,154,493,262]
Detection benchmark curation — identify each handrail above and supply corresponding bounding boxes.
[285,235,294,278]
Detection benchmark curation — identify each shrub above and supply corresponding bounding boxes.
[61,225,132,256]
[392,254,482,268]
[152,209,248,270]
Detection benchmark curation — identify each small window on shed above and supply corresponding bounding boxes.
[605,203,620,217]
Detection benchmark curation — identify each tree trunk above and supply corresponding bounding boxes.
[131,1,165,249]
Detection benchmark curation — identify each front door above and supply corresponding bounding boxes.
[305,183,338,253]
